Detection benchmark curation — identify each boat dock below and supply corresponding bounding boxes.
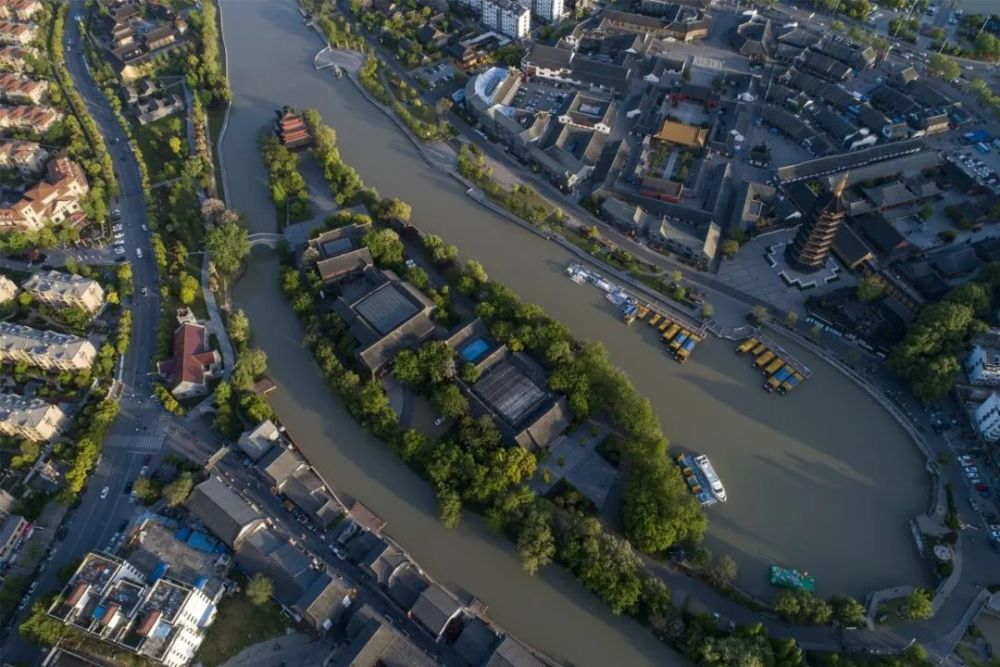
[734,331,812,395]
[675,454,719,507]
[566,263,706,363]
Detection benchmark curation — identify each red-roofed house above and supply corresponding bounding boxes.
[156,322,221,398]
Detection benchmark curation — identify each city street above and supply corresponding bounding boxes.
[0,0,163,662]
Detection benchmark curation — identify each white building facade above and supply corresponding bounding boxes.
[973,392,1000,442]
[531,0,563,23]
[482,0,530,38]
[965,344,1000,387]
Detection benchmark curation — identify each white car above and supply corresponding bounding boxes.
[100,486,109,499]
[113,246,126,255]
[136,248,143,259]
[141,223,148,231]
[964,466,979,476]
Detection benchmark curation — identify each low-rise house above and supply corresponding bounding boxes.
[444,319,570,451]
[0,157,88,233]
[0,44,32,68]
[0,0,43,21]
[47,552,220,666]
[22,269,105,314]
[0,20,35,45]
[134,93,182,125]
[307,223,373,284]
[408,584,462,640]
[0,72,46,104]
[185,477,265,550]
[0,139,47,176]
[0,274,16,303]
[0,322,96,371]
[0,104,62,133]
[275,106,312,150]
[358,538,407,586]
[485,637,548,667]
[328,604,437,666]
[257,446,341,527]
[654,119,707,150]
[156,321,221,398]
[0,392,68,441]
[236,419,280,461]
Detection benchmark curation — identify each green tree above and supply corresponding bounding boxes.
[438,488,462,528]
[901,588,934,620]
[856,274,886,302]
[18,603,67,646]
[830,595,867,626]
[246,573,274,606]
[233,348,268,390]
[178,272,200,305]
[362,228,405,267]
[162,472,194,507]
[205,221,250,277]
[927,53,960,80]
[517,506,555,574]
[433,383,469,419]
[707,554,738,590]
[228,309,251,349]
[168,136,184,155]
[133,477,160,503]
[559,517,643,615]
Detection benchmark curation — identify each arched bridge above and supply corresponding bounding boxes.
[248,232,284,249]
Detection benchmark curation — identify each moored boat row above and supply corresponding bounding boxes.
[735,335,810,395]
[675,453,727,506]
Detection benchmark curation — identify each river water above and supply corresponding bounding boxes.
[221,0,929,662]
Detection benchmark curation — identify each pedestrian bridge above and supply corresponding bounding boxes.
[248,232,284,249]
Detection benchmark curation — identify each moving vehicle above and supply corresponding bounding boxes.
[100,486,109,499]
[136,248,143,259]
[694,455,727,502]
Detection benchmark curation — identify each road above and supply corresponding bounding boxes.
[0,1,164,662]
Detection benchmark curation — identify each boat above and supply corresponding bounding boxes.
[763,358,785,375]
[770,565,815,592]
[694,455,726,502]
[778,372,804,395]
[606,289,628,306]
[566,264,587,284]
[750,342,767,356]
[662,323,680,341]
[736,338,758,355]
[670,331,688,351]
[649,313,662,327]
[659,319,673,332]
[753,350,775,368]
[766,366,794,392]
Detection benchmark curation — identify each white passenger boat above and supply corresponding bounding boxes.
[694,455,727,502]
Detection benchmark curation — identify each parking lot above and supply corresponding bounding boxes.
[510,80,571,113]
[419,61,457,90]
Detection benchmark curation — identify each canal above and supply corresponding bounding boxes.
[221,0,929,660]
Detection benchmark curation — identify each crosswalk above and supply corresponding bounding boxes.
[104,433,165,452]
[119,395,159,410]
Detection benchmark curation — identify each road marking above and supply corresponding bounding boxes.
[104,434,164,451]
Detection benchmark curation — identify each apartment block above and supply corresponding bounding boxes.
[0,392,68,441]
[49,552,219,667]
[974,392,1000,442]
[966,344,1000,387]
[531,0,562,23]
[482,0,530,39]
[23,270,105,314]
[0,104,63,133]
[0,322,97,371]
[0,20,35,45]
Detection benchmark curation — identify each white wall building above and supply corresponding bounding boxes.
[965,344,1000,387]
[531,0,563,23]
[49,552,219,667]
[482,0,530,38]
[973,392,1000,443]
[0,322,96,371]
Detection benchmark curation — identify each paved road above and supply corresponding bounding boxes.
[0,1,164,662]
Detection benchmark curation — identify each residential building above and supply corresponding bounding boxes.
[156,321,221,398]
[0,513,27,563]
[973,392,1000,442]
[0,157,89,233]
[185,477,265,549]
[966,344,1000,387]
[48,552,219,667]
[530,0,562,23]
[0,72,46,104]
[0,393,68,441]
[486,637,547,667]
[106,6,190,81]
[307,223,374,284]
[0,104,63,133]
[0,0,43,21]
[0,322,97,371]
[256,446,342,527]
[22,270,105,314]
[786,175,848,272]
[482,0,530,39]
[0,139,47,176]
[0,274,16,303]
[0,20,35,45]
[0,44,33,68]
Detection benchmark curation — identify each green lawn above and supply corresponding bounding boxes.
[208,105,227,200]
[195,593,292,666]
[129,110,188,184]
